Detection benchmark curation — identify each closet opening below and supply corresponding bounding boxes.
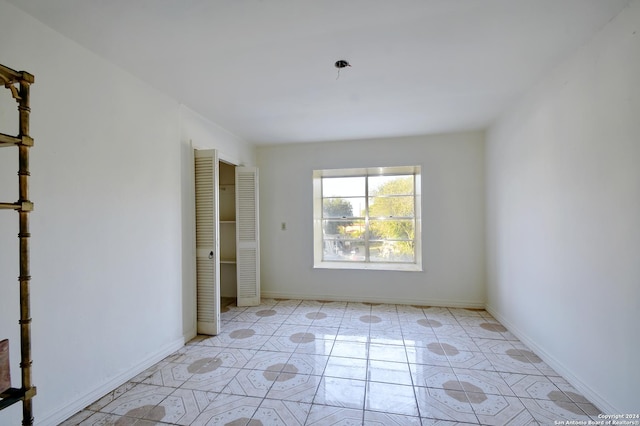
[218,160,237,311]
[194,148,260,335]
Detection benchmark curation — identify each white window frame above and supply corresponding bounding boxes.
[313,166,422,272]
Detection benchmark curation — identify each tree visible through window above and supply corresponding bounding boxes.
[313,166,422,271]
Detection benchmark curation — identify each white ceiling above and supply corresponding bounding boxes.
[7,0,630,145]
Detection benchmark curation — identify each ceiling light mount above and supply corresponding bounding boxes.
[334,60,351,80]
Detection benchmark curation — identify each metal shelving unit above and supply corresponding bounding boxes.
[0,63,37,426]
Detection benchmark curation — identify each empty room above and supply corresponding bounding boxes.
[0,0,638,425]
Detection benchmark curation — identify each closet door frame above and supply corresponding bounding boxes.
[194,149,220,335]
[193,151,259,333]
[236,167,260,307]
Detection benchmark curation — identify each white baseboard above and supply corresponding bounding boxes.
[184,328,197,343]
[261,291,485,309]
[38,337,186,426]
[485,304,617,414]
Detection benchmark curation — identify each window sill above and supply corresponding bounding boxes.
[313,261,422,272]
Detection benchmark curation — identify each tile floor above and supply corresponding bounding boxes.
[61,299,602,425]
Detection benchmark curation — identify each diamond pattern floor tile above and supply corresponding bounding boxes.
[61,299,604,425]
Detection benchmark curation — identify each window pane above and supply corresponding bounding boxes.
[322,177,365,197]
[369,219,415,241]
[369,240,415,263]
[323,197,366,218]
[368,195,414,218]
[322,219,365,239]
[323,239,366,261]
[369,175,413,196]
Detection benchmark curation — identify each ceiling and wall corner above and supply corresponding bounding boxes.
[485,0,640,413]
[4,0,631,144]
[1,0,637,422]
[0,2,184,424]
[257,131,486,307]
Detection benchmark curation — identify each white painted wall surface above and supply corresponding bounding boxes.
[486,1,640,413]
[0,2,184,424]
[257,132,485,306]
[180,105,255,165]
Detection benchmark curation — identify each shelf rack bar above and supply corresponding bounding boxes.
[0,387,36,412]
[0,133,33,147]
[0,202,34,211]
[0,63,36,426]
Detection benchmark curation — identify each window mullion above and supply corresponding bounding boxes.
[364,175,370,263]
[320,177,325,262]
[412,173,417,263]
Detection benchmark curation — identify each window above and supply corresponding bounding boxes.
[313,166,422,271]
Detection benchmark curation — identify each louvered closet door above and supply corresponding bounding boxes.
[236,167,260,306]
[194,149,220,335]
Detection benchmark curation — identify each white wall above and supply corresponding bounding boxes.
[0,2,184,424]
[486,1,640,413]
[180,105,255,165]
[257,132,485,306]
